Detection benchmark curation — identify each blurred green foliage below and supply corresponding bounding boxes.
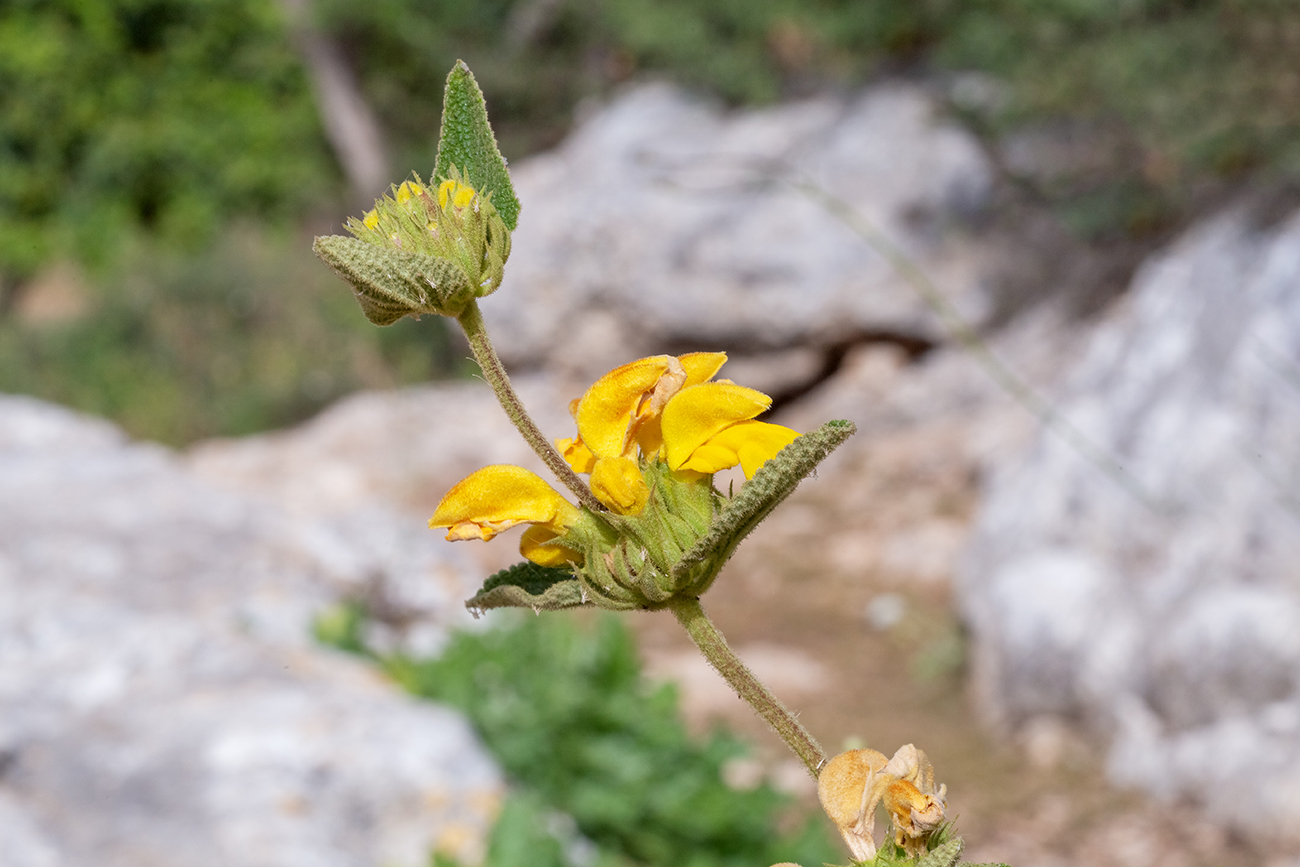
[0,229,461,443]
[326,0,1300,207]
[3,0,1297,441]
[5,0,1297,268]
[933,0,1300,238]
[0,0,336,279]
[435,790,623,867]
[318,610,839,867]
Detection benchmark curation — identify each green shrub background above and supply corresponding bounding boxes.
[3,0,1297,443]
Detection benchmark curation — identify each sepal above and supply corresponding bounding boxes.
[312,235,473,323]
[466,561,590,615]
[916,838,963,867]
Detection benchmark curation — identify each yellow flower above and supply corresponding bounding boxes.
[660,382,799,478]
[433,353,804,571]
[438,178,476,209]
[428,465,582,566]
[555,352,795,512]
[395,179,424,204]
[560,354,706,514]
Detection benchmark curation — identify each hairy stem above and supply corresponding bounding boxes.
[456,301,604,512]
[668,595,826,777]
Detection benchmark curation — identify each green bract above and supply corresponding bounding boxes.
[434,62,521,232]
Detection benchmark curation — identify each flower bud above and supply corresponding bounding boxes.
[314,168,512,324]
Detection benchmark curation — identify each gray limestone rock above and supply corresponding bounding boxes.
[487,82,994,378]
[184,375,580,582]
[0,395,503,866]
[186,376,575,520]
[960,206,1300,839]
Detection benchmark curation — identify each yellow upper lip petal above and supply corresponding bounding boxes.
[678,351,728,386]
[428,464,578,541]
[574,355,679,458]
[674,419,799,478]
[660,382,773,470]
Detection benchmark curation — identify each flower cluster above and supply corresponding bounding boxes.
[430,352,799,576]
[556,352,799,515]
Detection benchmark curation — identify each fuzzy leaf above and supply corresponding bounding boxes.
[917,838,964,867]
[466,561,589,613]
[434,61,520,231]
[673,420,855,591]
[313,235,472,323]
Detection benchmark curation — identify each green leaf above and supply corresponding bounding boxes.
[673,420,856,593]
[434,61,520,231]
[466,561,590,613]
[312,235,472,323]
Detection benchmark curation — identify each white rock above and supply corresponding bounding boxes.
[0,395,503,866]
[488,82,994,378]
[961,206,1300,839]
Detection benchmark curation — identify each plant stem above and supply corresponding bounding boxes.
[668,595,826,777]
[456,301,604,512]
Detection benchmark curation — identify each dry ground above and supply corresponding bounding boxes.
[626,367,1269,867]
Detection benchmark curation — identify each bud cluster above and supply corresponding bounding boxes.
[313,167,512,324]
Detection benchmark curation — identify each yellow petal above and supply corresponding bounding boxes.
[678,351,727,386]
[632,352,728,456]
[589,456,650,515]
[661,382,773,470]
[428,465,578,542]
[556,436,597,474]
[519,525,583,567]
[683,420,799,478]
[575,355,677,459]
[396,180,421,204]
[438,179,476,209]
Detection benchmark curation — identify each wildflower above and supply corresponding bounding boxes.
[557,353,799,514]
[429,353,825,608]
[817,744,947,861]
[428,465,583,566]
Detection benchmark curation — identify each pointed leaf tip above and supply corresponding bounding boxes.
[435,61,520,231]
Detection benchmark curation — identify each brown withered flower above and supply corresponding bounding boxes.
[817,744,948,861]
